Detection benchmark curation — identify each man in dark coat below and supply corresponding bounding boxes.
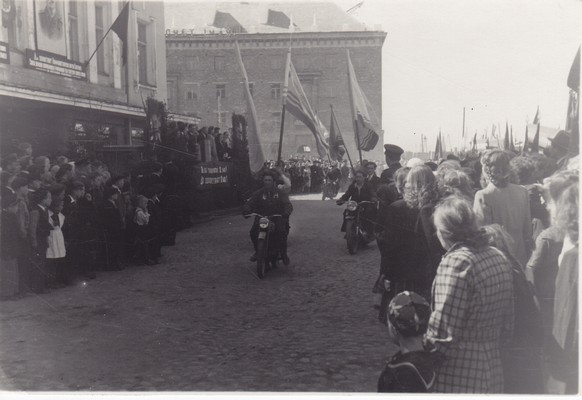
[243,170,293,265]
[366,161,381,192]
[310,160,325,193]
[380,144,404,185]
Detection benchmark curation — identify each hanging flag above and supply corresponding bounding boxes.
[531,123,540,153]
[346,50,380,151]
[503,122,510,150]
[472,131,477,150]
[533,106,540,125]
[284,58,329,158]
[329,106,346,162]
[434,131,444,160]
[567,46,580,92]
[111,2,130,65]
[234,41,265,173]
[509,130,516,152]
[522,126,530,155]
[491,124,497,138]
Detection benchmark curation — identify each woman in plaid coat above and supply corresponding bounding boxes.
[426,196,514,393]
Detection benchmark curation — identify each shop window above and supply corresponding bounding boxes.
[68,0,80,61]
[271,83,281,100]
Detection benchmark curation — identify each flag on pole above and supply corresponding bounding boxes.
[491,123,497,138]
[234,41,265,173]
[434,131,444,160]
[346,50,380,151]
[509,130,516,152]
[284,59,329,158]
[503,122,510,150]
[531,123,540,152]
[472,131,477,150]
[329,106,346,162]
[567,46,580,92]
[522,126,529,155]
[533,106,540,124]
[111,1,130,65]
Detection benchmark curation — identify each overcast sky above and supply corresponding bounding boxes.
[337,0,581,152]
[177,0,581,153]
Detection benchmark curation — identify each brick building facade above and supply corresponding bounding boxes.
[165,2,386,162]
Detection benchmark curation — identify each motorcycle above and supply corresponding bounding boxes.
[338,200,376,254]
[245,213,283,279]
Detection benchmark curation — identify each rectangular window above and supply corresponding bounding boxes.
[216,84,226,99]
[68,0,80,61]
[184,83,200,101]
[137,22,148,84]
[271,83,281,100]
[214,56,224,71]
[95,4,107,74]
[270,57,282,70]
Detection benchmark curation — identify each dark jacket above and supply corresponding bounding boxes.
[243,187,293,217]
[378,350,441,393]
[368,174,381,192]
[101,200,123,233]
[380,162,402,185]
[339,181,377,203]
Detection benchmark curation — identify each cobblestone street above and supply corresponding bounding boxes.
[0,194,394,392]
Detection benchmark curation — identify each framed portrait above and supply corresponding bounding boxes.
[35,0,66,56]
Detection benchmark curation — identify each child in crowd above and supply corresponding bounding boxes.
[46,198,68,287]
[28,188,52,293]
[101,186,124,270]
[133,195,156,265]
[378,291,441,393]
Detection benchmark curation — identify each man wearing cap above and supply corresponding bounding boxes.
[545,130,571,171]
[381,144,404,185]
[310,160,325,193]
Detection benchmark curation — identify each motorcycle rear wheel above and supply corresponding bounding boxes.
[346,220,359,255]
[256,240,267,279]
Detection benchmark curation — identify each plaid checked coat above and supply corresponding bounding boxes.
[426,243,514,393]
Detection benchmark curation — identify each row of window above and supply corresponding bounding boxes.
[176,54,340,72]
[172,82,337,102]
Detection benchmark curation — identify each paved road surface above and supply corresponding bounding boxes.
[0,193,394,392]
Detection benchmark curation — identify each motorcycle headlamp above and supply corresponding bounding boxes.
[259,217,270,228]
[346,201,358,211]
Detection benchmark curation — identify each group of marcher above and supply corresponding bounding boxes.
[343,130,579,393]
[0,142,193,297]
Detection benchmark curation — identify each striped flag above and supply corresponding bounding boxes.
[284,55,329,158]
[346,50,380,152]
[234,41,265,173]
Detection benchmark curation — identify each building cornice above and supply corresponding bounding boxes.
[166,30,387,50]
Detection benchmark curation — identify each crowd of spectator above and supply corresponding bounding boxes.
[369,130,578,394]
[0,141,196,298]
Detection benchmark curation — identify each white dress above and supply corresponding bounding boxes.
[46,211,66,259]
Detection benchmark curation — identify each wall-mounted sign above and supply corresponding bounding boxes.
[25,48,86,79]
[194,163,231,189]
[0,41,9,64]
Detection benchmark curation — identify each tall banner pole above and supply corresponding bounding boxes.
[346,50,363,165]
[277,49,291,162]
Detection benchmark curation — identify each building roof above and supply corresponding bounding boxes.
[164,1,368,34]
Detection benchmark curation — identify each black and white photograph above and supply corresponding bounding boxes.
[0,0,580,396]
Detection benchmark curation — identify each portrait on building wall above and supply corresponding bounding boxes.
[35,0,66,56]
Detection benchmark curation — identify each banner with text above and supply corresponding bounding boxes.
[193,162,231,189]
[0,41,9,64]
[25,49,86,79]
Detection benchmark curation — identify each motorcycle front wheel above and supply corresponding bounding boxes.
[256,240,267,279]
[345,219,359,255]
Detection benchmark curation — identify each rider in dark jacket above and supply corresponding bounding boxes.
[243,170,293,265]
[336,168,377,234]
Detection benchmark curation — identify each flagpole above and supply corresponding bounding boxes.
[331,104,354,171]
[277,49,292,162]
[85,1,130,67]
[346,49,363,165]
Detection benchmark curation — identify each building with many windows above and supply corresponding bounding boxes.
[165,1,387,161]
[0,0,195,168]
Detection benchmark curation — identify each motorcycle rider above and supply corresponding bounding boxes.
[325,163,341,198]
[336,168,377,236]
[243,170,293,265]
